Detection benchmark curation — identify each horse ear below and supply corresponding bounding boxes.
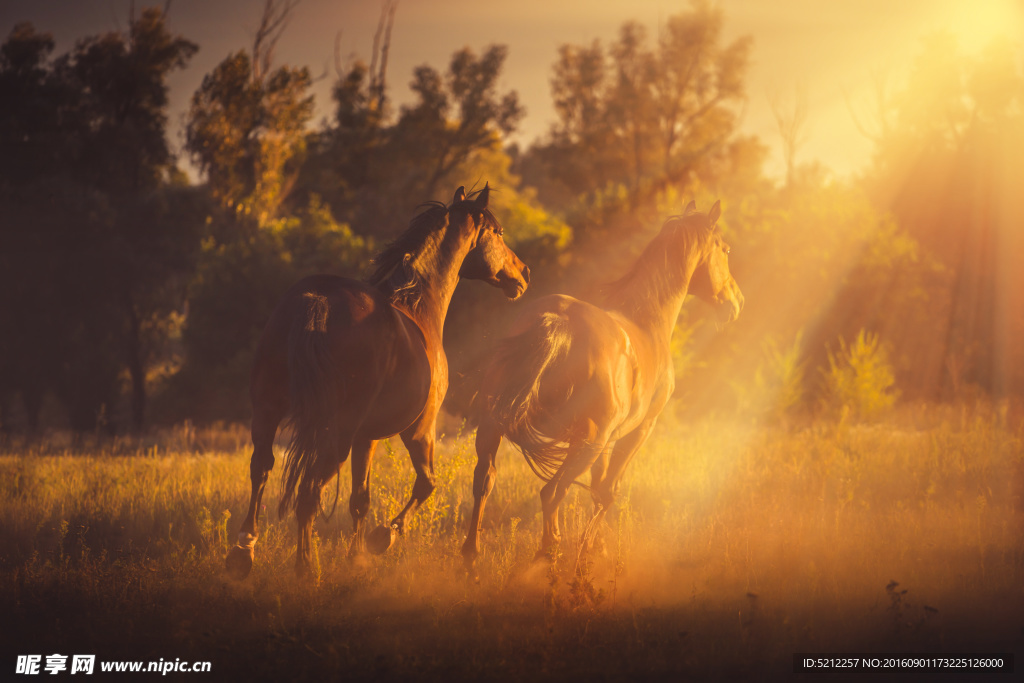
[684,200,696,214]
[475,182,490,209]
[708,200,721,225]
[452,186,466,204]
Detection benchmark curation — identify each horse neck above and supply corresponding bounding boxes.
[614,240,703,342]
[402,226,473,343]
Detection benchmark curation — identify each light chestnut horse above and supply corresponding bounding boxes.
[462,201,742,572]
[226,185,530,578]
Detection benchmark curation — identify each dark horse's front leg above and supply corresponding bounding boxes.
[389,413,438,537]
[226,404,285,580]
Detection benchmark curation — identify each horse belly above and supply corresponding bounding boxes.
[356,344,433,439]
[358,390,428,439]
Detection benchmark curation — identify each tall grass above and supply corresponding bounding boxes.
[0,404,1021,680]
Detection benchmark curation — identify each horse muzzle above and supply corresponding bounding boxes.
[501,265,530,300]
[718,285,744,325]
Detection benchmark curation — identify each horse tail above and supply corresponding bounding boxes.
[278,293,341,517]
[485,312,573,482]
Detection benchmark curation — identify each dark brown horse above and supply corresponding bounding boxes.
[226,185,530,578]
[462,201,742,572]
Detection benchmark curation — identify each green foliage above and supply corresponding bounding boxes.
[395,45,523,199]
[822,330,898,419]
[450,143,572,252]
[735,332,806,423]
[63,7,198,195]
[185,50,314,225]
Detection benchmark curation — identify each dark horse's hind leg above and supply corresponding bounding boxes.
[461,416,501,576]
[295,486,320,578]
[226,403,286,580]
[294,435,353,578]
[348,437,378,558]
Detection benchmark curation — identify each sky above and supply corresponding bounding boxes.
[2,0,1023,181]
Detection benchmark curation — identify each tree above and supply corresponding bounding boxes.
[390,44,524,202]
[0,11,200,431]
[521,0,751,214]
[185,0,312,228]
[295,1,396,229]
[300,37,524,241]
[185,50,313,226]
[60,7,197,196]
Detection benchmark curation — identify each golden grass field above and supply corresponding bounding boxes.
[1,403,1022,681]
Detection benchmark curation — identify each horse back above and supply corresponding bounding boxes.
[252,275,432,438]
[496,294,673,439]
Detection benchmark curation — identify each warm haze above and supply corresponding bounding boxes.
[1,1,1022,681]
[3,0,1022,179]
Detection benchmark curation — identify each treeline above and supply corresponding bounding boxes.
[1,2,1021,433]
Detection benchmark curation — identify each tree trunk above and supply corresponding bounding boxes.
[126,296,147,432]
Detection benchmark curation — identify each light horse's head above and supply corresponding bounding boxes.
[684,200,744,324]
[451,184,531,300]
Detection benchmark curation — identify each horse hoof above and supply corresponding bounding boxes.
[225,545,254,580]
[464,560,482,583]
[366,524,396,555]
[532,547,556,565]
[350,550,372,570]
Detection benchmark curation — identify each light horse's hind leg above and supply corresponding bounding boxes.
[226,401,286,580]
[585,419,656,557]
[461,416,502,576]
[536,418,614,562]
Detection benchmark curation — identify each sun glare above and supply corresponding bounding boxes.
[942,0,1024,53]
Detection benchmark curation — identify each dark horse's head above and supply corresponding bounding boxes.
[682,200,744,324]
[453,184,531,300]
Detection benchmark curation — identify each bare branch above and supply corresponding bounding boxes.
[368,0,398,110]
[845,67,893,144]
[333,30,344,79]
[768,82,809,186]
[252,0,301,83]
[374,0,398,108]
